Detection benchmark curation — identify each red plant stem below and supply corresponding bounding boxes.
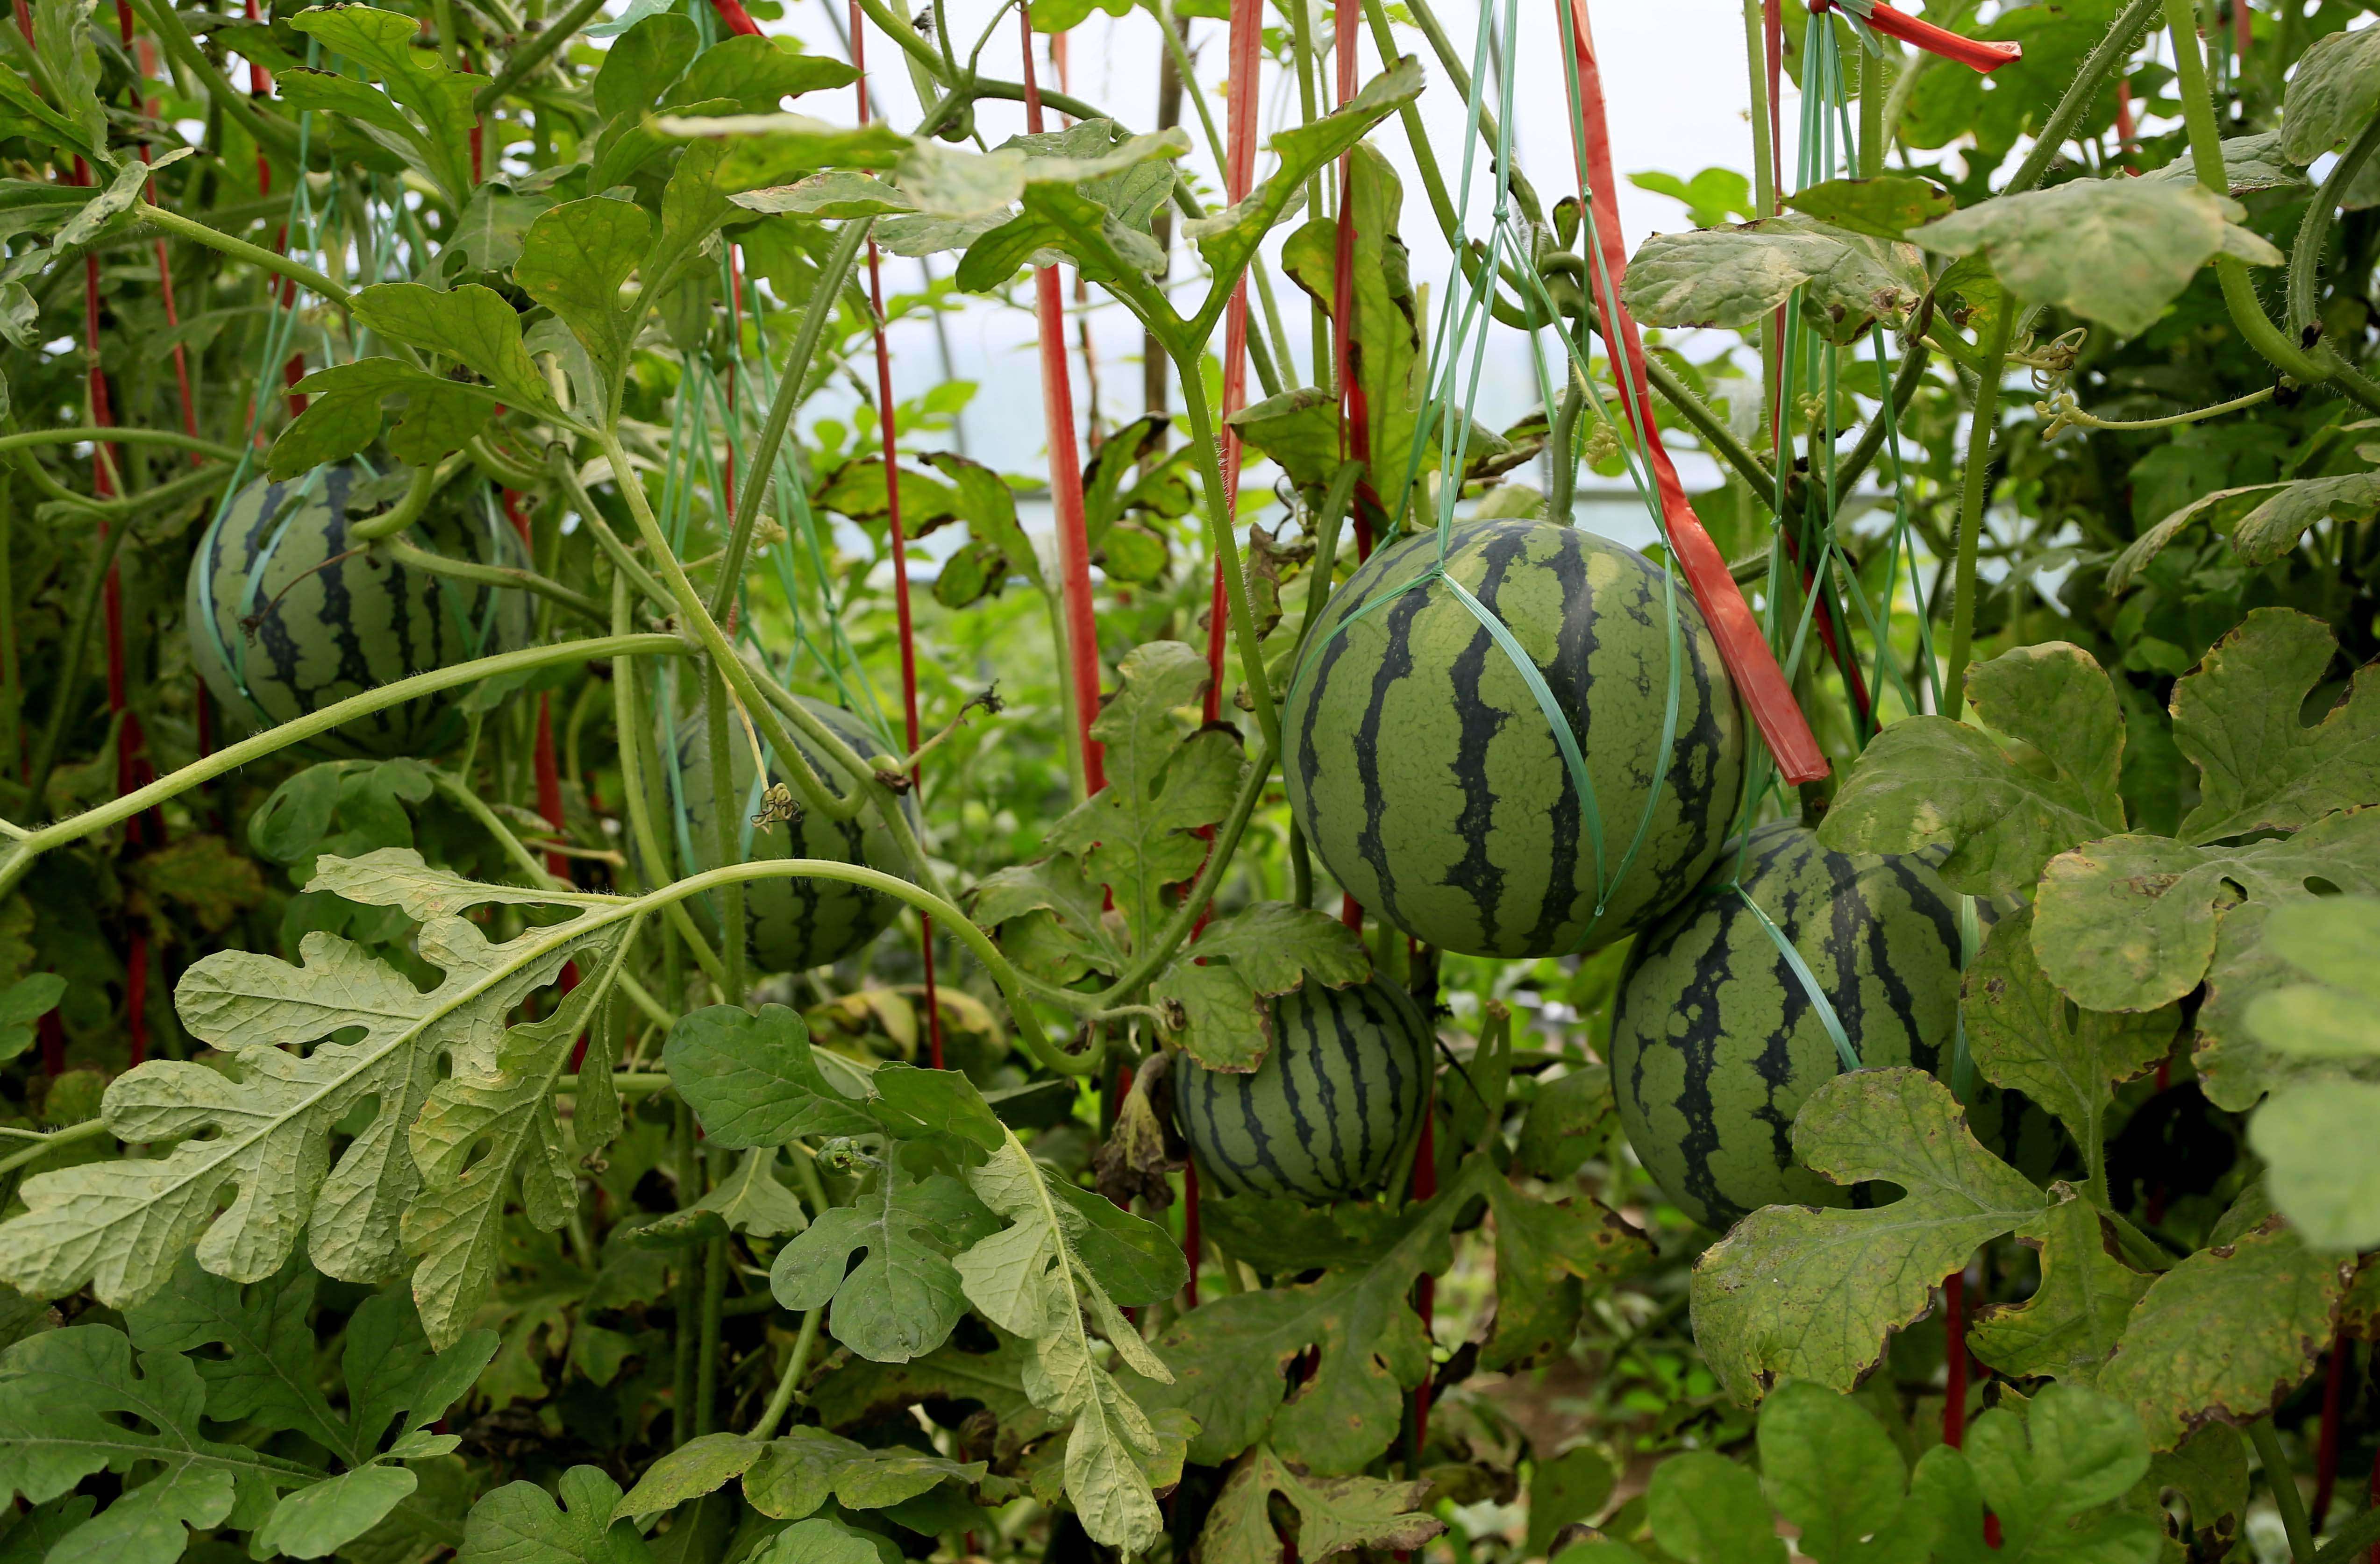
[1020,16,1105,795]
[1776,522,1872,729]
[2366,1439,2380,1564]
[2115,76,2139,172]
[1560,0,1827,784]
[2231,0,2247,60]
[38,1013,63,1076]
[1944,1268,1968,1447]
[2315,1327,2348,1529]
[854,0,943,1068]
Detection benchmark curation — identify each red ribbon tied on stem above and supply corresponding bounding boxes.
[1823,0,2022,73]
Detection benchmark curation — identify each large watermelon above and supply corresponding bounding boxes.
[1609,820,1966,1230]
[679,696,915,973]
[1175,977,1433,1201]
[1285,519,1746,960]
[187,465,530,758]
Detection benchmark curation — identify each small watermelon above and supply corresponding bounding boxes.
[679,696,915,973]
[187,465,530,759]
[1609,820,1966,1230]
[1285,519,1746,960]
[1175,977,1433,1201]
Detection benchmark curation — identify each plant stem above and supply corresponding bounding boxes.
[0,427,241,462]
[2251,1418,2318,1564]
[2288,110,2380,343]
[0,634,686,892]
[2161,0,2380,409]
[1942,307,2011,721]
[705,667,748,1004]
[22,512,139,814]
[2007,0,2160,197]
[474,0,609,109]
[1169,350,1283,756]
[709,219,870,621]
[746,1308,821,1439]
[350,463,454,543]
[695,1229,727,1433]
[432,766,568,889]
[137,203,354,313]
[123,0,303,162]
[381,536,605,622]
[0,1118,110,1175]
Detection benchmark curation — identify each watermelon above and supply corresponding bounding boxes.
[187,465,530,759]
[1175,977,1433,1201]
[679,696,915,973]
[1608,820,1966,1230]
[1285,518,1746,960]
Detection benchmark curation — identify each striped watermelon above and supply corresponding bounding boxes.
[1174,977,1433,1201]
[679,697,915,973]
[1609,820,1965,1230]
[1285,519,1746,960]
[187,465,530,759]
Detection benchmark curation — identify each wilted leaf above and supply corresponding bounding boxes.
[2098,1214,2346,1449]
[1818,641,2127,896]
[1968,1191,2150,1387]
[1197,1444,1441,1564]
[2173,607,2380,842]
[2033,807,2380,1012]
[1909,178,2277,337]
[1690,1069,2049,1405]
[1626,216,1927,345]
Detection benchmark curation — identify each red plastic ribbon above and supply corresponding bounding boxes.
[1827,0,2020,74]
[1561,0,1828,784]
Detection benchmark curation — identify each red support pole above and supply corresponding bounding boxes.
[856,0,943,1068]
[1021,16,1105,796]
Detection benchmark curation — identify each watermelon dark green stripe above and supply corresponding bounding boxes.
[1285,518,1746,960]
[1609,820,1965,1230]
[187,464,530,759]
[1176,977,1431,1201]
[680,696,917,973]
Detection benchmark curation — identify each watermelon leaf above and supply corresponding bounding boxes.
[1279,147,1424,518]
[287,7,485,208]
[1043,640,1243,944]
[1623,217,1927,347]
[2033,806,2380,1012]
[2171,608,2380,843]
[455,1466,650,1564]
[0,1324,324,1564]
[1150,902,1367,1072]
[662,1004,876,1148]
[950,1127,1185,1553]
[1960,1384,2160,1558]
[1477,1169,1651,1371]
[1690,1068,2050,1405]
[2235,896,2380,1250]
[1907,178,2279,338]
[1962,905,2178,1159]
[2280,19,2380,161]
[1818,641,2127,897]
[351,284,569,424]
[741,1428,983,1519]
[2097,1207,2348,1451]
[0,858,618,1325]
[1967,1190,2150,1387]
[1193,1444,1442,1564]
[1751,1381,1906,1564]
[768,1159,997,1365]
[1644,1451,1786,1564]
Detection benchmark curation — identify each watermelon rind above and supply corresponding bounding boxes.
[1608,820,1966,1230]
[1175,976,1434,1202]
[678,695,916,974]
[1285,518,1746,960]
[186,465,531,759]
